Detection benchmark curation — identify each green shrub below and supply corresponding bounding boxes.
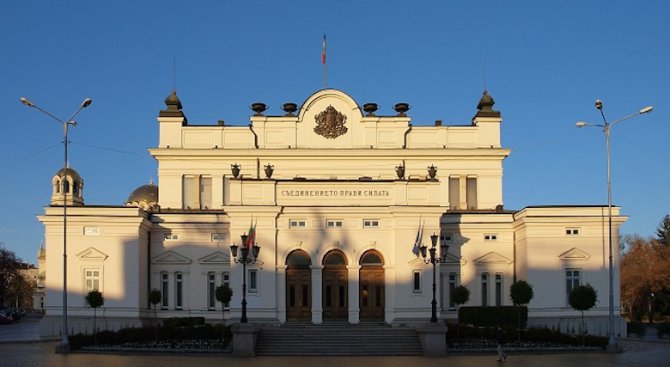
[627,321,646,336]
[162,317,206,328]
[458,306,527,328]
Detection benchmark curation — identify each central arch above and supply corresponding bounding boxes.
[286,250,312,321]
[359,250,385,321]
[322,250,348,321]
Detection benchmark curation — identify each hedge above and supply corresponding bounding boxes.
[458,306,527,328]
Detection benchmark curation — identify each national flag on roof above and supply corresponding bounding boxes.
[321,34,327,65]
[412,219,423,256]
[245,220,256,250]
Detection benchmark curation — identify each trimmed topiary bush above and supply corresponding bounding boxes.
[458,306,527,328]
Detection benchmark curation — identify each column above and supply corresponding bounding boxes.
[348,265,360,324]
[276,265,287,323]
[384,266,396,324]
[311,265,323,324]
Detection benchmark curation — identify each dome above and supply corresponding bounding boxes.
[164,90,183,110]
[476,90,495,111]
[126,183,158,210]
[55,166,82,182]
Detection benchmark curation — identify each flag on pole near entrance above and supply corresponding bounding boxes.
[321,34,327,65]
[412,218,424,256]
[245,219,256,250]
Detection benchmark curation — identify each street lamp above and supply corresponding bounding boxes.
[576,100,653,351]
[20,96,93,352]
[230,233,260,323]
[420,233,449,323]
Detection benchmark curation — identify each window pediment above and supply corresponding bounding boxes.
[473,252,512,265]
[198,251,230,264]
[559,247,591,262]
[152,251,192,265]
[76,247,108,261]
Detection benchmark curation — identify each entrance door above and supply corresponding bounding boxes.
[286,250,312,322]
[322,250,348,320]
[359,250,385,321]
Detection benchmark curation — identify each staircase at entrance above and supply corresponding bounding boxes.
[255,322,423,356]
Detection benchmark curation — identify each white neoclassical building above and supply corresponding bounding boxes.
[38,88,625,337]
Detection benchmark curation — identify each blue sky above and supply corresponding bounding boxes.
[1,1,668,264]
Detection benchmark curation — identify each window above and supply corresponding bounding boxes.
[363,219,380,228]
[211,233,226,241]
[448,273,457,309]
[466,177,477,210]
[208,272,216,310]
[441,234,452,243]
[413,270,421,292]
[289,219,306,228]
[326,219,343,228]
[495,273,503,306]
[223,272,230,309]
[248,269,258,293]
[164,233,179,241]
[84,227,100,236]
[566,269,581,304]
[484,234,498,241]
[449,176,460,209]
[161,272,169,309]
[182,175,212,209]
[481,273,489,306]
[175,272,183,309]
[84,269,101,291]
[566,228,580,236]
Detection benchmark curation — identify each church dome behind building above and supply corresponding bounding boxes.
[126,183,158,211]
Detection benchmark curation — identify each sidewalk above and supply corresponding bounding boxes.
[0,313,45,343]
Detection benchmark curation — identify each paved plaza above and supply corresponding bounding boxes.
[1,318,669,367]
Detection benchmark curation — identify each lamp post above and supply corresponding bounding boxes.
[576,100,653,351]
[420,233,449,323]
[19,96,92,352]
[230,233,260,323]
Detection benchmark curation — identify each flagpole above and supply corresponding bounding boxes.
[322,34,327,88]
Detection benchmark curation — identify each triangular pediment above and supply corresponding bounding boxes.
[474,252,512,265]
[559,247,591,261]
[198,251,230,264]
[151,251,192,265]
[76,247,108,261]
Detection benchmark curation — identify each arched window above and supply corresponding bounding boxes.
[323,250,347,266]
[286,250,311,268]
[62,179,70,194]
[360,250,384,266]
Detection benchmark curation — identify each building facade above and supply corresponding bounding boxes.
[38,88,626,337]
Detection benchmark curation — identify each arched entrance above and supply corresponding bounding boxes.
[322,250,348,321]
[286,250,311,321]
[359,250,385,321]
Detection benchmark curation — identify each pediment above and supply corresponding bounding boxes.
[76,247,108,261]
[473,252,512,265]
[198,251,230,264]
[559,247,591,261]
[151,251,192,265]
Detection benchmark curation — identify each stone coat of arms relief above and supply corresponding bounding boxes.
[314,105,348,139]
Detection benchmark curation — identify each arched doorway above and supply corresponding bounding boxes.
[322,250,348,321]
[286,250,312,321]
[359,250,385,321]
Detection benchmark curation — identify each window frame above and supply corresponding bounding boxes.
[363,219,380,228]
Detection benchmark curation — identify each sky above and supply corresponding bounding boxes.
[1,1,668,264]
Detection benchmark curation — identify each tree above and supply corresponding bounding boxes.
[656,215,670,246]
[0,245,21,308]
[621,235,670,322]
[216,284,233,340]
[451,285,470,337]
[85,290,104,344]
[148,289,161,342]
[510,280,534,341]
[569,284,597,345]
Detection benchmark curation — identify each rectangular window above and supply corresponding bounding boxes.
[326,219,343,228]
[200,175,212,209]
[449,177,460,210]
[223,272,230,308]
[164,233,179,241]
[84,269,101,291]
[175,272,183,310]
[466,177,478,210]
[566,228,580,236]
[83,227,100,236]
[249,269,258,293]
[208,272,216,310]
[484,234,498,241]
[566,269,581,304]
[289,219,306,228]
[161,272,169,309]
[363,219,380,228]
[481,273,489,306]
[413,270,421,292]
[448,273,457,309]
[182,175,197,209]
[495,273,503,306]
[211,233,226,242]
